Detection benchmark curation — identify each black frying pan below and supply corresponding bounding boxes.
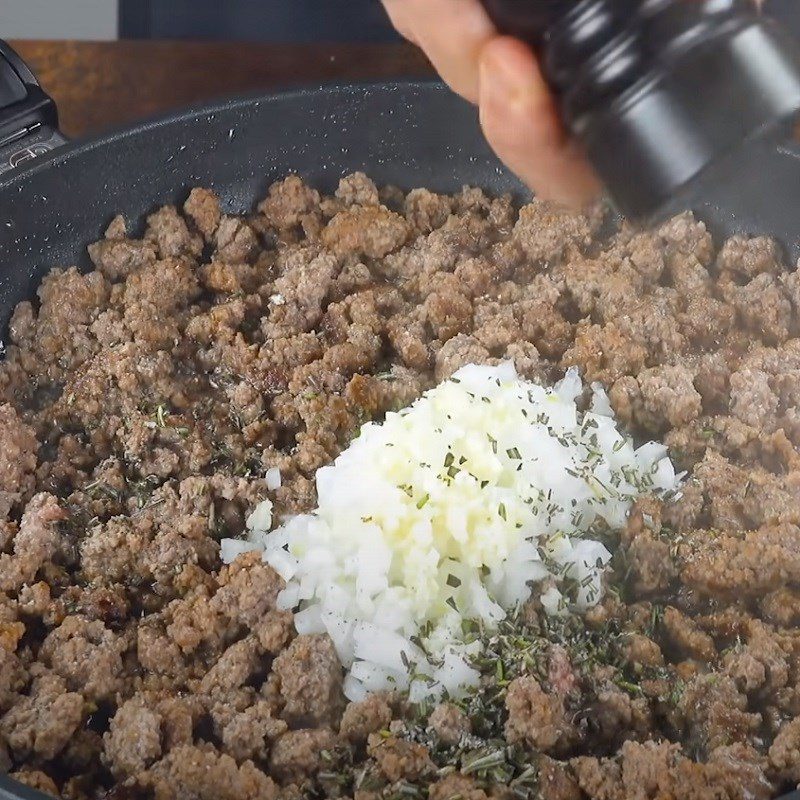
[0,39,799,800]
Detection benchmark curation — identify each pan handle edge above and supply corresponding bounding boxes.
[0,40,67,177]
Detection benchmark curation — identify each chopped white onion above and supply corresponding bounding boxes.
[225,363,680,702]
[265,467,282,491]
[246,499,272,532]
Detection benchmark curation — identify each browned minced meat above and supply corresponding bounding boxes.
[367,732,435,783]
[505,676,573,754]
[427,702,471,746]
[272,634,344,728]
[2,172,800,799]
[339,695,392,743]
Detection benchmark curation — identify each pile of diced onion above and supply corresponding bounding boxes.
[222,363,680,702]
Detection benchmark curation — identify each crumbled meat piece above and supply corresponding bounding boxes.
[679,673,761,754]
[717,235,782,282]
[659,211,714,266]
[429,773,489,800]
[0,404,38,503]
[145,205,203,259]
[724,273,793,344]
[367,733,435,782]
[563,322,647,384]
[199,636,262,695]
[563,255,638,321]
[426,289,473,340]
[620,505,677,594]
[428,703,470,745]
[322,205,410,258]
[263,251,338,337]
[539,756,582,800]
[512,199,595,263]
[681,522,800,597]
[258,175,321,232]
[211,552,284,629]
[741,624,789,692]
[80,516,152,585]
[635,365,703,431]
[405,188,453,234]
[0,648,26,713]
[694,453,775,529]
[218,699,287,762]
[123,256,200,312]
[1,672,84,760]
[761,587,800,626]
[667,253,711,294]
[725,650,766,694]
[87,232,157,282]
[273,634,344,728]
[387,312,432,371]
[681,294,736,348]
[703,744,774,800]
[146,744,279,800]
[591,686,652,745]
[104,215,127,240]
[505,676,570,753]
[340,695,392,743]
[253,609,294,654]
[104,694,164,777]
[769,715,800,783]
[624,634,664,669]
[517,298,573,359]
[39,615,127,702]
[729,367,780,431]
[10,295,85,379]
[663,606,716,662]
[184,187,221,240]
[0,494,65,593]
[336,172,380,207]
[215,216,259,263]
[435,334,491,381]
[269,728,338,784]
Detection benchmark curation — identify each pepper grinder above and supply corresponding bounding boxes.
[480,0,800,257]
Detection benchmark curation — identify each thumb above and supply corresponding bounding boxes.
[478,36,600,208]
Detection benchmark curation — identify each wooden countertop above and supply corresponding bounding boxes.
[10,40,436,140]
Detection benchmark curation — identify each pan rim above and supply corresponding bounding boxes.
[0,78,448,192]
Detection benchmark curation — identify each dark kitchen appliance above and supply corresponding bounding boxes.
[481,0,800,259]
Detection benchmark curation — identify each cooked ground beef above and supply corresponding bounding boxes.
[2,173,800,799]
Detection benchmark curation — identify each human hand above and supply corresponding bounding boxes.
[381,0,600,207]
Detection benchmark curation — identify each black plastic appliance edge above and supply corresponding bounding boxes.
[0,18,799,800]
